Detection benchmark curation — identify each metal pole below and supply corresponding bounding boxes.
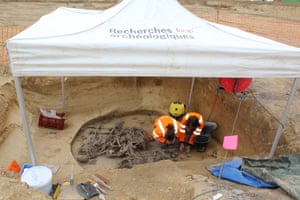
[61,76,66,112]
[269,78,299,159]
[13,77,37,165]
[186,77,195,112]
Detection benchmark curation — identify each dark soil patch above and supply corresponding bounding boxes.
[71,110,179,168]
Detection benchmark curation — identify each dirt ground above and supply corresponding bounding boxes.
[0,1,300,200]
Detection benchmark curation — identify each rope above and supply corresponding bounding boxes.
[249,90,283,127]
[230,96,244,135]
[216,94,245,189]
[206,86,223,121]
[193,88,246,200]
[191,189,217,200]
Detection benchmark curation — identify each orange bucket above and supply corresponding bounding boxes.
[7,160,21,173]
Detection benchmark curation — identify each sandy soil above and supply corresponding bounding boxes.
[0,1,300,200]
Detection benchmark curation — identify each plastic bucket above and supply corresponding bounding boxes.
[21,165,53,195]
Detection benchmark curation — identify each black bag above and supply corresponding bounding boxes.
[76,182,99,199]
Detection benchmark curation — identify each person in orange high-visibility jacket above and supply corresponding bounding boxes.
[179,112,217,153]
[152,115,181,149]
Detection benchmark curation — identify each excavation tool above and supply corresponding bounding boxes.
[87,179,106,200]
[91,175,113,191]
[58,164,83,200]
[70,164,74,187]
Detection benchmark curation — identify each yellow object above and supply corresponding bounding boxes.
[53,184,61,200]
[58,181,83,200]
[169,101,185,117]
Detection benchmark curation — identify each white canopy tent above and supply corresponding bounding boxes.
[6,0,300,165]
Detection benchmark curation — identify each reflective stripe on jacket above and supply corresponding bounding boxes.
[178,112,204,145]
[152,115,180,143]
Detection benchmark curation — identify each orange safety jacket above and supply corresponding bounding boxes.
[178,112,205,145]
[152,115,180,143]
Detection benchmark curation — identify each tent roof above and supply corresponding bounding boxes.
[6,0,300,77]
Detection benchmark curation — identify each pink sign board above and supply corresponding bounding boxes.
[223,135,238,150]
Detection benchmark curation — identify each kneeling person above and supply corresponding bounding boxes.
[179,112,217,152]
[152,115,181,149]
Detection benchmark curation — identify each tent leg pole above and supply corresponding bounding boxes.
[61,76,66,112]
[186,77,195,112]
[13,77,37,165]
[268,78,299,159]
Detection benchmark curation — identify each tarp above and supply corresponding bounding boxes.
[208,157,278,188]
[242,154,300,200]
[209,155,300,199]
[6,0,300,78]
